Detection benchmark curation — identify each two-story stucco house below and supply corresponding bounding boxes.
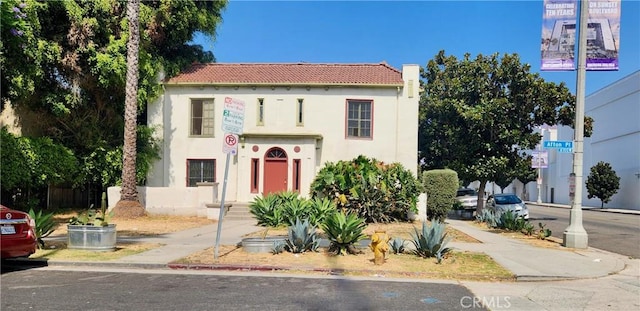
[130,63,419,215]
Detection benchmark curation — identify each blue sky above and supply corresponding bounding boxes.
[194,0,640,95]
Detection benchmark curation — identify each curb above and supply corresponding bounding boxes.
[527,202,640,215]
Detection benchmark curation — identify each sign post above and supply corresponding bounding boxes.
[214,97,245,259]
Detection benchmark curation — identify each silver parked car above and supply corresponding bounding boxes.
[486,193,529,220]
[456,188,478,210]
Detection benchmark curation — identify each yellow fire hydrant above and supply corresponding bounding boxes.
[369,230,390,265]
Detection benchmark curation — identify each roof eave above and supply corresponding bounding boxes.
[163,82,404,88]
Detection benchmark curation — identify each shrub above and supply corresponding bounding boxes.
[422,169,459,222]
[522,222,535,236]
[310,155,422,223]
[321,211,367,255]
[537,223,552,240]
[410,220,452,263]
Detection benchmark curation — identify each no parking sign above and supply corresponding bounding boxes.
[223,133,238,155]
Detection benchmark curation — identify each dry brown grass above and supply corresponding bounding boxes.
[49,212,217,237]
[40,212,558,280]
[172,221,515,281]
[175,246,514,281]
[34,212,218,261]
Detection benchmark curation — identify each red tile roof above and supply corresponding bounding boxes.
[165,63,404,86]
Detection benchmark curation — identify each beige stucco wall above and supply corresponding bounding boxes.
[147,64,420,203]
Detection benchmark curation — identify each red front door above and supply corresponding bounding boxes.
[263,147,288,195]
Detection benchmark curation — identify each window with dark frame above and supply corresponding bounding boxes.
[346,99,372,138]
[257,98,264,126]
[296,98,304,126]
[293,159,301,192]
[190,99,215,136]
[187,159,215,187]
[251,158,259,193]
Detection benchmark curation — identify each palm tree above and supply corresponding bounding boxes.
[113,0,145,217]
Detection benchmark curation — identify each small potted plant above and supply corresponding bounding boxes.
[67,192,117,251]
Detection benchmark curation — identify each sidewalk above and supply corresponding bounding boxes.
[26,209,640,310]
[41,209,633,281]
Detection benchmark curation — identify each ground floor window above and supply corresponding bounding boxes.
[187,159,216,187]
[293,159,301,192]
[251,158,259,193]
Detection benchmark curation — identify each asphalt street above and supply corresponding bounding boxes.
[527,204,640,258]
[1,269,486,311]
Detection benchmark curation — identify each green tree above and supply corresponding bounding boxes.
[1,1,227,197]
[494,155,536,193]
[1,127,78,209]
[0,0,46,105]
[586,161,620,208]
[419,51,593,213]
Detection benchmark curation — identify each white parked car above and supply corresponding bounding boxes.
[486,194,530,220]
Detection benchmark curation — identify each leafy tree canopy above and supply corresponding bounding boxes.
[419,51,593,210]
[1,0,227,188]
[586,161,620,208]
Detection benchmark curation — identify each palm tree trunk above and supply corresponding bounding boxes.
[114,0,144,217]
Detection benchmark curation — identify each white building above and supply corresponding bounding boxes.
[524,70,640,210]
[122,63,419,215]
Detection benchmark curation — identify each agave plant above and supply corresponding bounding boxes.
[272,240,286,254]
[282,198,312,226]
[321,211,367,255]
[28,208,57,249]
[285,218,319,253]
[308,197,337,227]
[476,209,498,228]
[410,220,452,263]
[249,194,283,227]
[389,237,406,254]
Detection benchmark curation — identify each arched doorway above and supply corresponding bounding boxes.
[263,147,288,194]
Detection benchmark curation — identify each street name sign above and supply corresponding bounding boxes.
[221,97,245,135]
[543,140,573,149]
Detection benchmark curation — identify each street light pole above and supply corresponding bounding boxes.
[537,127,544,204]
[563,0,589,249]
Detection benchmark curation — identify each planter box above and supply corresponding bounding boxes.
[241,236,286,253]
[67,224,117,251]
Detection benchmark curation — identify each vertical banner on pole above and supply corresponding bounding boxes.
[585,0,621,71]
[541,0,578,71]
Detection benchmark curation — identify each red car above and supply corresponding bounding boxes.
[1,205,37,259]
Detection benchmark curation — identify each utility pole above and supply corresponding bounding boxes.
[563,0,589,249]
[537,127,544,204]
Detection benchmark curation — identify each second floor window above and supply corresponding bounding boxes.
[191,99,214,136]
[346,99,372,138]
[257,98,264,126]
[296,98,304,126]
